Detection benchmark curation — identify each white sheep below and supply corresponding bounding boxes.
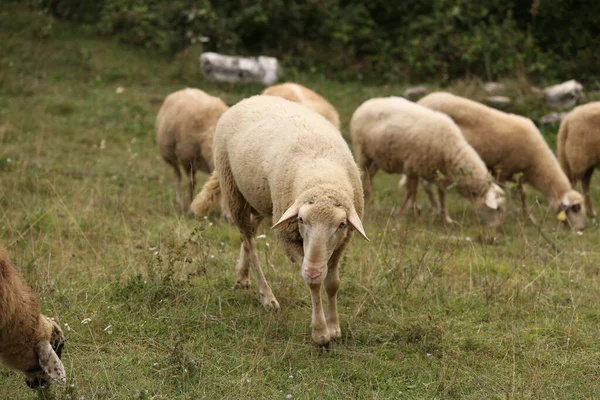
[156,88,228,213]
[351,97,505,227]
[262,82,341,129]
[0,245,66,389]
[418,92,587,230]
[557,101,600,218]
[191,95,369,347]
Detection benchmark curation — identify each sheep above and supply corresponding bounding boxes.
[557,101,600,218]
[190,95,369,348]
[418,92,587,230]
[0,245,66,389]
[156,88,228,213]
[262,82,341,129]
[350,97,505,227]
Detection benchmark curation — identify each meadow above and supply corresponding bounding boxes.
[2,4,600,399]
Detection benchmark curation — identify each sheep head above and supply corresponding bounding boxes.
[474,183,506,228]
[272,191,368,285]
[553,190,586,231]
[24,316,66,389]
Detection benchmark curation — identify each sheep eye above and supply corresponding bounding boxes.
[571,204,581,213]
[297,217,303,224]
[339,221,347,229]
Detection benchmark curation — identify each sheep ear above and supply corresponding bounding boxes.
[485,190,499,210]
[36,341,66,385]
[348,208,369,241]
[272,201,301,229]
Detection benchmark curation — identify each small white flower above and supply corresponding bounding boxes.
[100,139,106,149]
[577,231,583,236]
[115,86,125,94]
[81,318,92,325]
[266,242,270,247]
[426,353,432,357]
[288,375,294,379]
[465,237,472,241]
[154,251,159,256]
[153,362,159,367]
[256,234,267,239]
[286,395,292,399]
[210,255,215,259]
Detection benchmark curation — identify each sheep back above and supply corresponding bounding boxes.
[557,101,600,182]
[156,88,228,173]
[262,83,340,129]
[213,95,363,223]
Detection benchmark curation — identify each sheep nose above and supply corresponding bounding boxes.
[305,268,322,279]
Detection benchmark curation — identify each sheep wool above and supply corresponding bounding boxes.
[557,101,600,218]
[262,82,341,129]
[419,92,586,230]
[156,88,228,213]
[0,245,66,388]
[351,96,505,227]
[191,95,368,347]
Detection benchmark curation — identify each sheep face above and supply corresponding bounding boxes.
[24,317,66,389]
[553,190,586,231]
[474,184,506,228]
[274,199,368,285]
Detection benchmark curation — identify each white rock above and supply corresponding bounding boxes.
[485,96,511,107]
[544,79,584,108]
[403,86,428,101]
[483,82,505,94]
[200,52,279,85]
[539,112,568,125]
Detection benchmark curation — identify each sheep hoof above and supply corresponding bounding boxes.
[327,324,341,341]
[233,280,250,290]
[261,296,280,310]
[315,340,333,353]
[442,216,455,226]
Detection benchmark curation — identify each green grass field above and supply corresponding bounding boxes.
[2,4,600,399]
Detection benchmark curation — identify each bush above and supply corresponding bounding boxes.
[36,0,600,84]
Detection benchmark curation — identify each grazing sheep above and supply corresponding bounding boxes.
[557,101,600,218]
[419,92,587,230]
[156,88,228,213]
[0,245,66,388]
[191,95,369,347]
[262,83,341,129]
[351,97,505,227]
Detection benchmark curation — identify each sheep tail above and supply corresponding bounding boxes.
[190,170,221,216]
[557,119,571,181]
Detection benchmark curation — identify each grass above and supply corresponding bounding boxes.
[2,3,600,399]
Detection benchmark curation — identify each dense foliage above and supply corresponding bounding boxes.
[35,0,600,83]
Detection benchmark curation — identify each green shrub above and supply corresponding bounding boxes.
[36,0,600,84]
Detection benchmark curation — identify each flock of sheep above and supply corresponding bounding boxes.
[1,80,599,389]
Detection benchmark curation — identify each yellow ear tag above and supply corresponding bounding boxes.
[557,210,567,221]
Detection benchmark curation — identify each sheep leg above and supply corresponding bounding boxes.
[233,214,264,289]
[437,186,454,225]
[169,162,184,213]
[241,232,279,310]
[324,248,343,341]
[399,175,419,215]
[361,159,379,201]
[185,166,196,214]
[517,183,531,220]
[308,282,330,347]
[423,180,441,215]
[582,168,596,218]
[226,170,279,309]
